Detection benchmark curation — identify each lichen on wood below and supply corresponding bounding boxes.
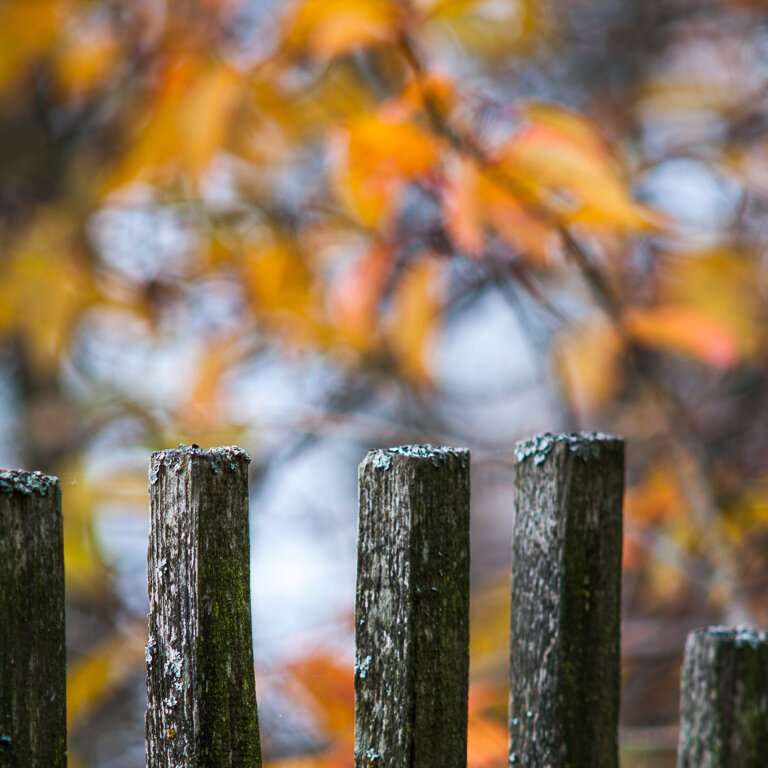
[146,445,262,768]
[0,470,66,767]
[678,626,768,768]
[355,445,470,768]
[510,432,624,768]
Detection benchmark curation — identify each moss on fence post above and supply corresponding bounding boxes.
[146,445,262,768]
[510,432,624,768]
[0,469,66,767]
[355,446,470,768]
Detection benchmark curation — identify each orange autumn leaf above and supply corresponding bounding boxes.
[184,335,255,424]
[478,175,561,264]
[106,56,243,191]
[242,241,325,346]
[625,305,740,368]
[0,211,97,373]
[553,316,624,415]
[443,155,485,256]
[284,652,354,744]
[0,0,63,98]
[285,0,400,61]
[336,112,437,225]
[53,19,121,99]
[497,102,658,231]
[67,624,146,729]
[659,250,762,358]
[626,466,686,526]
[440,154,560,263]
[329,245,394,351]
[387,256,444,384]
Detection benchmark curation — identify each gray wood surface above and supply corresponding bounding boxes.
[146,445,262,768]
[678,626,768,768]
[0,469,66,767]
[355,446,470,768]
[510,432,624,768]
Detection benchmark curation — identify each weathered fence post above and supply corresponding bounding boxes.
[678,626,768,767]
[510,432,624,768]
[0,470,66,767]
[146,445,262,768]
[355,446,470,768]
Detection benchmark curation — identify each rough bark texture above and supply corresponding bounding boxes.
[0,470,66,768]
[146,445,262,768]
[678,626,768,768]
[510,432,624,768]
[355,446,470,768]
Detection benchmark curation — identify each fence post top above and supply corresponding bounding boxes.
[149,445,250,482]
[0,469,59,497]
[514,431,624,466]
[688,625,768,649]
[360,445,469,471]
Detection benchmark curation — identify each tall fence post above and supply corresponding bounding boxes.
[0,470,66,767]
[510,432,624,768]
[355,446,470,768]
[678,626,768,767]
[146,445,262,768]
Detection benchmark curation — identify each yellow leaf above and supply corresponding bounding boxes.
[178,63,243,182]
[626,467,686,526]
[0,211,96,372]
[0,0,64,100]
[425,0,548,59]
[285,0,400,60]
[183,335,257,425]
[329,245,393,351]
[478,175,561,264]
[53,18,120,99]
[658,250,762,358]
[497,102,659,231]
[443,156,485,256]
[335,112,437,225]
[105,56,243,192]
[67,625,145,728]
[625,305,740,368]
[553,316,623,415]
[386,256,444,384]
[58,464,111,599]
[243,241,326,347]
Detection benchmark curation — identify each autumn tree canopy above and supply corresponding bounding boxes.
[2,1,768,766]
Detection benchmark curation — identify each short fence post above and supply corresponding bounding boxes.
[510,433,624,768]
[0,470,66,767]
[355,446,470,768]
[678,626,768,767]
[146,445,262,768]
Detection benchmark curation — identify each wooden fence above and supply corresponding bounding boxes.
[1,432,767,767]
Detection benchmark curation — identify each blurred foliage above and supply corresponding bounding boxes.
[3,0,768,766]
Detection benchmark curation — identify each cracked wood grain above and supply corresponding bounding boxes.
[678,626,768,768]
[146,445,262,768]
[510,432,624,768]
[355,446,470,768]
[0,470,66,768]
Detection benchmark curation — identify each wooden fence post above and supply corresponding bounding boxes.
[0,470,66,767]
[678,626,768,768]
[510,432,624,768]
[146,445,262,768]
[355,446,470,768]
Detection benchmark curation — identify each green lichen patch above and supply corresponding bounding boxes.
[514,432,621,465]
[0,469,58,497]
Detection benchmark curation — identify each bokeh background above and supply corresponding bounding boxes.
[2,0,768,765]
